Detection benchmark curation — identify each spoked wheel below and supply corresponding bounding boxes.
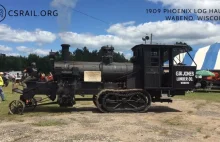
[102,91,151,113]
[8,100,25,115]
[126,92,148,112]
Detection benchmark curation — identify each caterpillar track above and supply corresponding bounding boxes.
[94,89,151,113]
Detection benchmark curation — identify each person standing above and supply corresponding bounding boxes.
[3,72,9,87]
[0,72,6,101]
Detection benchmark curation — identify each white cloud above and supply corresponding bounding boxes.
[0,45,12,52]
[59,32,133,51]
[16,46,50,56]
[0,45,20,56]
[6,53,20,57]
[0,24,56,44]
[33,49,50,56]
[107,20,220,46]
[59,20,220,51]
[16,46,32,53]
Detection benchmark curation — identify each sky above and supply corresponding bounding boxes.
[0,0,220,59]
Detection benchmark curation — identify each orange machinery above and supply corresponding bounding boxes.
[204,72,220,81]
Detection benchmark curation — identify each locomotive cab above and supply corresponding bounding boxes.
[129,44,196,96]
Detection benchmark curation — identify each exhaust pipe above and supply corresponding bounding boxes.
[61,44,70,61]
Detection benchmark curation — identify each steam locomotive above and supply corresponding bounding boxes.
[9,43,196,114]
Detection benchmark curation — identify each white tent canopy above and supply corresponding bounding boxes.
[174,43,220,70]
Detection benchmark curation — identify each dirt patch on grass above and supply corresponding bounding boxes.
[0,99,220,142]
[32,119,67,127]
[162,115,190,126]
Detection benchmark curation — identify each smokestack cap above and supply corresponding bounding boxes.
[61,44,70,48]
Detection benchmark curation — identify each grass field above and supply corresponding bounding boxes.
[1,83,220,119]
[174,91,220,102]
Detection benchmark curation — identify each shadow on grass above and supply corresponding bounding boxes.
[23,106,100,114]
[148,106,181,113]
[22,105,181,114]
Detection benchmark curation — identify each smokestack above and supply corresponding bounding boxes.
[61,44,70,61]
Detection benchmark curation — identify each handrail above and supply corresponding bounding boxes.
[186,51,197,67]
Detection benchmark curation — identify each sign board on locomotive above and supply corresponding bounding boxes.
[84,71,101,82]
[173,66,196,89]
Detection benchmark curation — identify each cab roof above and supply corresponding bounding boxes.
[131,44,190,51]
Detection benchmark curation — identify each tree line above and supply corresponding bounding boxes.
[0,47,129,73]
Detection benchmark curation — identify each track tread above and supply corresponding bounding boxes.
[95,89,151,113]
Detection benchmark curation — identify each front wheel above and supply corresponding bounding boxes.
[8,100,25,115]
